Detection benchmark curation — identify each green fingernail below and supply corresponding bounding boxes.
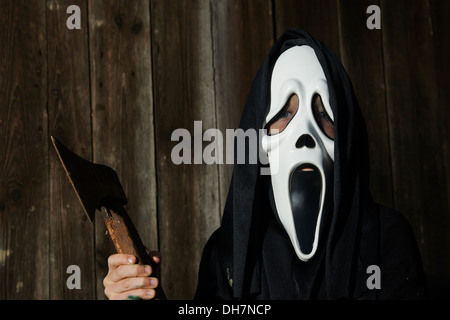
[127,295,141,300]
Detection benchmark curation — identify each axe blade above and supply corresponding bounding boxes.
[51,136,127,222]
[51,136,166,299]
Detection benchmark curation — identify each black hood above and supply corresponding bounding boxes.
[215,29,378,299]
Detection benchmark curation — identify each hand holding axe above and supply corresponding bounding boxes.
[51,136,165,299]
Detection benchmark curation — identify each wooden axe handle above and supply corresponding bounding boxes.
[101,206,166,299]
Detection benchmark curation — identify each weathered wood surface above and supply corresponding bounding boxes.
[88,0,159,299]
[337,0,394,209]
[431,0,450,296]
[211,0,274,215]
[0,0,449,299]
[381,0,450,298]
[0,0,49,299]
[150,0,221,299]
[47,0,95,300]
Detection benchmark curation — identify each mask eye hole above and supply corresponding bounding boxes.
[312,93,334,140]
[266,94,299,135]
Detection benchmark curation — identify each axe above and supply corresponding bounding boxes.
[51,136,165,299]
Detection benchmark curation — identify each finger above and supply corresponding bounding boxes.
[108,276,159,295]
[104,276,158,299]
[107,254,136,271]
[109,288,156,301]
[107,263,153,283]
[148,251,161,264]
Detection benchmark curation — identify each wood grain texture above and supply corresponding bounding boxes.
[337,0,394,208]
[0,0,49,299]
[426,0,450,297]
[88,0,158,299]
[211,0,274,214]
[151,0,220,299]
[381,0,450,296]
[0,0,449,300]
[47,0,96,299]
[274,0,341,55]
[431,0,450,232]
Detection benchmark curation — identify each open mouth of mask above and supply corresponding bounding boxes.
[290,164,322,255]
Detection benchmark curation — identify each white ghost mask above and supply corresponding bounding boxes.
[261,45,335,262]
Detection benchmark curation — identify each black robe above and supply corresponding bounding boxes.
[194,29,427,300]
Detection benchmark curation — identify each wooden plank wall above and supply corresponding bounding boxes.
[0,0,449,299]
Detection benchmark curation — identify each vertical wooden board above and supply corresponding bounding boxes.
[0,0,49,299]
[431,0,450,221]
[274,0,341,55]
[337,0,394,208]
[151,0,220,299]
[211,0,274,214]
[47,0,95,299]
[429,0,450,297]
[381,0,450,296]
[88,0,158,299]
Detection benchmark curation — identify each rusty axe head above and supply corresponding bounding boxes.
[51,136,127,222]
